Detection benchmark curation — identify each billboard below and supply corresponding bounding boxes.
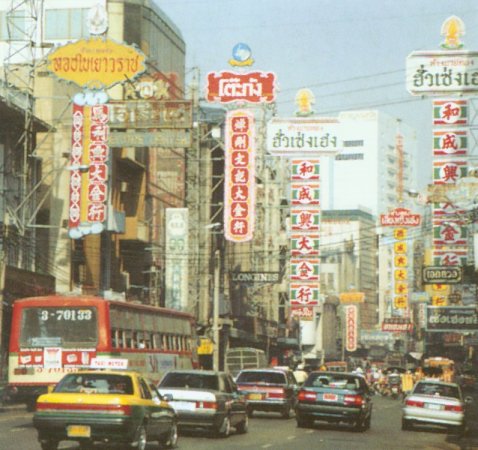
[426,306,478,332]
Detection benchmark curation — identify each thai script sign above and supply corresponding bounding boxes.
[165,208,189,311]
[339,292,365,304]
[224,110,255,242]
[230,272,280,284]
[206,71,276,103]
[406,51,478,96]
[380,207,421,227]
[426,306,478,332]
[108,100,192,128]
[47,37,146,89]
[345,305,358,352]
[290,306,314,321]
[423,266,462,284]
[382,317,413,332]
[266,118,341,156]
[108,130,191,148]
[433,99,468,126]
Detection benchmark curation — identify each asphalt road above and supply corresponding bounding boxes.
[0,393,477,450]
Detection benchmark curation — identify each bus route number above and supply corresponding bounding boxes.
[40,309,93,321]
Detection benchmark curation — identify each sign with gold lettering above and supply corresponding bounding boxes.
[47,38,146,89]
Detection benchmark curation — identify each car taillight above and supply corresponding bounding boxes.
[298,390,317,401]
[267,389,285,399]
[444,404,463,412]
[344,394,364,406]
[405,399,424,408]
[196,401,217,409]
[35,403,132,415]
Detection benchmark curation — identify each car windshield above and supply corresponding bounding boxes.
[413,382,460,399]
[304,373,360,390]
[159,372,219,390]
[236,371,286,384]
[54,374,134,395]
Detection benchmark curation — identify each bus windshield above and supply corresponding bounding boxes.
[19,307,98,347]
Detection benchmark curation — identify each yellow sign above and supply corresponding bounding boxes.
[197,338,214,355]
[394,255,408,267]
[339,292,365,303]
[432,295,447,306]
[47,37,146,89]
[394,228,407,240]
[395,282,408,295]
[394,295,408,309]
[394,242,407,254]
[394,269,408,281]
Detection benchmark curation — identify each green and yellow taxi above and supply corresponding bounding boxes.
[33,370,178,450]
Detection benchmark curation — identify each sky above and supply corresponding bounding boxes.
[156,0,478,190]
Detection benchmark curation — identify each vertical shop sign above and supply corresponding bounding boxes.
[345,305,358,352]
[224,110,255,242]
[165,208,189,310]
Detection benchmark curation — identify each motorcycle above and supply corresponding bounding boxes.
[387,374,402,399]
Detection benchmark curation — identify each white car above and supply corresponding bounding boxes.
[402,380,472,434]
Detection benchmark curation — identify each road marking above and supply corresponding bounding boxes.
[305,429,314,433]
[287,435,296,440]
[261,444,273,448]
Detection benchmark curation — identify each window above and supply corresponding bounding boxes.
[138,378,152,399]
[45,9,89,40]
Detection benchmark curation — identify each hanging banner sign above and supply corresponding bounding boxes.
[433,248,468,266]
[433,160,468,184]
[406,51,478,96]
[382,317,413,332]
[291,159,320,181]
[290,259,320,281]
[266,117,341,156]
[345,305,358,352]
[290,234,320,257]
[290,306,314,321]
[423,266,463,284]
[224,110,255,242]
[47,37,146,89]
[291,183,320,206]
[290,283,320,306]
[206,71,276,103]
[433,129,468,157]
[108,130,191,148]
[290,208,320,232]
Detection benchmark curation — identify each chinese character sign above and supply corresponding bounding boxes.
[224,110,255,242]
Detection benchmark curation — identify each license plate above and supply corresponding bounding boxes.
[172,401,196,411]
[323,393,338,401]
[426,403,443,410]
[248,393,263,400]
[67,425,91,438]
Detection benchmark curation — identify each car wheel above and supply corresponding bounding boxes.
[296,416,313,428]
[216,416,231,438]
[40,441,58,450]
[130,424,147,450]
[236,414,248,434]
[160,420,178,448]
[281,403,291,419]
[401,418,412,431]
[246,406,254,417]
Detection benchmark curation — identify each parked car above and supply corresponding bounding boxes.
[157,369,248,437]
[33,370,178,450]
[402,380,472,434]
[235,368,298,418]
[295,371,373,431]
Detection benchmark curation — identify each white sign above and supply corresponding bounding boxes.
[266,117,341,156]
[406,51,478,96]
[90,357,128,370]
[345,305,358,352]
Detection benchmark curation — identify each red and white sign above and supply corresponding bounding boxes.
[290,259,319,281]
[382,317,413,332]
[345,305,357,352]
[290,283,320,306]
[224,110,255,242]
[291,234,319,257]
[206,71,276,103]
[291,159,320,181]
[290,306,314,321]
[380,207,421,227]
[68,104,85,229]
[90,357,128,370]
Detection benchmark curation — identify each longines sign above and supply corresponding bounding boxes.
[231,272,280,284]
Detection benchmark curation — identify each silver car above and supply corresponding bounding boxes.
[402,380,473,434]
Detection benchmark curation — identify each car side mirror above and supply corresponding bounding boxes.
[163,393,173,402]
[465,396,473,404]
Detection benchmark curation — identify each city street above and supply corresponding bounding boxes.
[1,393,477,450]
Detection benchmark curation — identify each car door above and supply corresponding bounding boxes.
[138,377,170,439]
[224,374,245,426]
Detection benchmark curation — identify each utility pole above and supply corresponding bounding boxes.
[213,249,220,371]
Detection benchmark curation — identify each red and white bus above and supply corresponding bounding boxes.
[8,295,198,408]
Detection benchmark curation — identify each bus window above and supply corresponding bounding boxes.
[111,328,119,348]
